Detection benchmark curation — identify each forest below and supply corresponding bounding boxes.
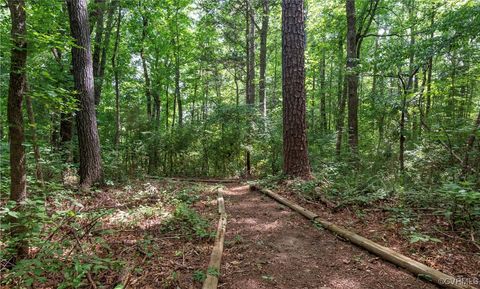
[1,0,479,288]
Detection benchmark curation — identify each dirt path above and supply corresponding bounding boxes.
[220,185,438,289]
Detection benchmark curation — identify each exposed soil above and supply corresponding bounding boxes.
[271,184,480,288]
[220,185,438,289]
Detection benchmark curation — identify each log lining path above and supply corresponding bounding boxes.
[216,184,438,289]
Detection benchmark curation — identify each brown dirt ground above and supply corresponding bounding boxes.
[0,181,217,289]
[272,184,480,289]
[219,185,439,289]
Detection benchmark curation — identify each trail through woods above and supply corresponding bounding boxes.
[219,185,437,289]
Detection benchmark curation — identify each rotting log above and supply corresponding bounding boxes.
[249,184,475,289]
[203,189,227,289]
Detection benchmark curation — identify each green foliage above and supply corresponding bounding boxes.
[163,203,213,239]
[207,267,220,277]
[0,187,122,288]
[193,270,207,282]
[438,183,480,228]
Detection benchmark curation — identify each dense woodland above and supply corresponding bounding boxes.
[1,0,479,287]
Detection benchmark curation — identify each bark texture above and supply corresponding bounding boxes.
[319,52,327,132]
[246,1,255,105]
[282,0,311,178]
[244,0,255,177]
[346,0,359,155]
[67,0,103,189]
[7,0,28,259]
[92,0,105,105]
[258,0,269,117]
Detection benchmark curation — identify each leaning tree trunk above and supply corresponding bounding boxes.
[282,0,311,178]
[66,0,103,190]
[346,0,359,156]
[7,0,28,260]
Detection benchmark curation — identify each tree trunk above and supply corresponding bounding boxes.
[426,6,436,117]
[7,0,28,259]
[94,0,117,106]
[234,67,240,106]
[319,51,327,132]
[67,0,103,189]
[92,0,105,105]
[346,0,359,156]
[25,94,44,185]
[246,0,255,105]
[51,48,73,152]
[282,0,311,178]
[112,3,122,149]
[140,15,152,119]
[399,92,406,171]
[462,111,480,176]
[335,35,346,157]
[244,0,255,177]
[60,113,73,148]
[175,3,182,126]
[399,0,416,172]
[258,0,269,117]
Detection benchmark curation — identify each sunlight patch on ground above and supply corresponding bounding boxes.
[329,277,362,289]
[105,205,171,229]
[229,185,250,193]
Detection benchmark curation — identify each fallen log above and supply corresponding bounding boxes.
[202,189,227,289]
[250,184,476,289]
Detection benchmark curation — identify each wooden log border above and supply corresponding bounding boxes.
[250,184,476,289]
[202,189,227,289]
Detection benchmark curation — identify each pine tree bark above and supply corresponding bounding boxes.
[282,0,311,178]
[346,0,359,156]
[258,0,269,117]
[66,0,103,189]
[7,0,28,259]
